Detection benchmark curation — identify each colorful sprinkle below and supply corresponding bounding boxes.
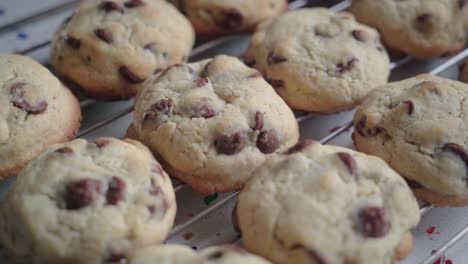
[16,32,28,40]
[204,193,218,205]
[426,226,436,235]
[183,232,194,240]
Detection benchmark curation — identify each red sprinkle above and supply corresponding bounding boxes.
[426,226,436,235]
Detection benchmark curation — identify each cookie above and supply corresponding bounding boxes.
[244,8,390,114]
[170,0,287,38]
[51,0,195,100]
[459,59,468,84]
[0,53,81,179]
[349,0,467,59]
[128,244,271,264]
[237,140,420,264]
[133,55,299,194]
[353,74,468,206]
[0,138,176,264]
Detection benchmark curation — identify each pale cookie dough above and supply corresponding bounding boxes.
[133,55,299,194]
[170,0,288,38]
[349,0,467,59]
[128,244,271,264]
[0,138,176,264]
[51,0,194,100]
[244,8,390,114]
[237,140,420,264]
[354,74,468,206]
[0,53,81,179]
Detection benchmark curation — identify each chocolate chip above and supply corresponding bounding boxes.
[99,1,123,13]
[124,0,144,8]
[192,104,217,119]
[253,112,264,131]
[414,13,436,34]
[355,115,383,137]
[207,251,224,260]
[257,129,280,154]
[65,179,102,210]
[248,71,262,78]
[94,28,113,43]
[337,152,357,178]
[9,82,48,114]
[151,99,174,117]
[442,143,468,176]
[352,30,367,42]
[337,57,359,73]
[287,139,314,154]
[106,177,126,205]
[266,78,285,89]
[56,147,73,154]
[66,36,81,49]
[215,8,243,30]
[402,100,414,115]
[358,207,389,238]
[267,51,287,65]
[144,42,155,50]
[196,77,209,87]
[290,244,327,264]
[119,66,144,84]
[215,131,246,155]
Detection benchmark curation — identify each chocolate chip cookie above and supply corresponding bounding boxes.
[244,8,390,114]
[51,0,195,100]
[0,138,176,264]
[127,244,271,263]
[0,53,81,179]
[349,0,467,59]
[354,74,468,206]
[170,0,287,38]
[237,141,420,264]
[133,55,299,194]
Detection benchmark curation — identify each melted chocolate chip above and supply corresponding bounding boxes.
[150,99,174,118]
[106,177,126,205]
[119,66,144,84]
[337,152,357,178]
[248,71,263,78]
[337,57,359,73]
[355,115,383,137]
[56,147,73,154]
[65,179,102,210]
[402,100,414,115]
[215,8,243,30]
[215,131,246,155]
[414,13,436,34]
[196,77,209,87]
[94,28,113,43]
[207,251,224,260]
[351,30,367,42]
[66,36,81,49]
[358,207,389,238]
[267,51,287,65]
[266,78,285,89]
[257,129,280,154]
[287,139,314,154]
[193,104,217,119]
[442,143,468,176]
[253,112,264,131]
[9,82,48,114]
[99,1,123,13]
[124,0,145,8]
[290,244,327,264]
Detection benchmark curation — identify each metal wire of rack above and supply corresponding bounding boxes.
[1,0,468,263]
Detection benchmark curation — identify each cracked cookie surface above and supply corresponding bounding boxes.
[350,0,467,59]
[0,138,176,264]
[237,141,420,264]
[169,0,287,38]
[354,74,468,206]
[128,244,271,264]
[0,53,81,179]
[244,8,390,114]
[51,0,194,100]
[133,55,299,194]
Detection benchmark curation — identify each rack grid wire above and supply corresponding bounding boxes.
[0,0,468,263]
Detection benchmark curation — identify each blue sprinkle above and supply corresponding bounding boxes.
[17,32,28,40]
[0,9,4,16]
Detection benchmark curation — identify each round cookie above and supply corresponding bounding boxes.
[51,0,195,100]
[244,8,390,114]
[353,74,468,206]
[0,53,81,179]
[237,140,420,264]
[349,0,467,59]
[128,244,272,264]
[459,59,468,84]
[170,0,287,38]
[133,55,299,194]
[0,138,176,264]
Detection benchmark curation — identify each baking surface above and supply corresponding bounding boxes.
[1,0,468,263]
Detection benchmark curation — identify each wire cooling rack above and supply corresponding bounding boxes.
[1,0,468,263]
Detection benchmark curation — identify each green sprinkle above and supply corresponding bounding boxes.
[204,193,218,205]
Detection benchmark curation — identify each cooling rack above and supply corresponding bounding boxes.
[1,0,468,263]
